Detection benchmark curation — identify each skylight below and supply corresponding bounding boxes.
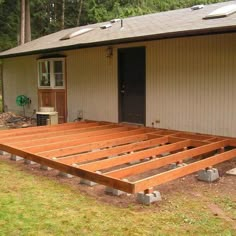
[100,23,112,29]
[110,19,121,23]
[204,4,236,19]
[191,5,204,10]
[60,28,94,40]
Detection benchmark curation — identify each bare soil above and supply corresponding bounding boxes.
[1,154,235,208]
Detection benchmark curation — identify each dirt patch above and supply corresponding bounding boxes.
[0,154,235,211]
[208,203,236,229]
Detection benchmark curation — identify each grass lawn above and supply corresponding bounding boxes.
[0,158,235,236]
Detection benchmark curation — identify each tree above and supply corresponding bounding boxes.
[20,0,25,45]
[61,0,65,29]
[77,0,84,26]
[0,0,19,51]
[20,0,31,45]
[25,0,31,42]
[0,0,228,52]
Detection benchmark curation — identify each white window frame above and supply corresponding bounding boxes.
[38,58,65,89]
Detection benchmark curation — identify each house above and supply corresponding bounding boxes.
[0,1,235,137]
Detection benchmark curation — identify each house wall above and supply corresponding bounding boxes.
[2,33,236,137]
[2,55,38,116]
[146,33,236,137]
[65,47,118,122]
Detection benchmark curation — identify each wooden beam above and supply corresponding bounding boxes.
[0,122,107,144]
[134,149,236,193]
[22,127,140,154]
[57,136,168,165]
[0,143,135,193]
[153,130,180,136]
[0,121,100,138]
[37,128,154,158]
[7,124,118,147]
[229,139,236,147]
[190,140,211,147]
[172,133,213,141]
[79,140,191,172]
[0,120,90,135]
[168,136,210,147]
[105,140,229,179]
[18,126,128,151]
[46,134,151,160]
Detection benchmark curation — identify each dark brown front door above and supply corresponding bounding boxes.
[118,47,146,125]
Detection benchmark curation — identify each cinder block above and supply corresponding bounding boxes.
[169,162,188,170]
[169,163,177,169]
[107,155,117,159]
[129,160,141,165]
[40,165,52,171]
[105,187,124,196]
[226,168,236,176]
[1,151,10,156]
[197,168,219,182]
[80,178,97,186]
[59,172,73,178]
[176,163,188,168]
[161,152,170,157]
[105,178,128,196]
[10,155,24,161]
[136,191,162,205]
[24,159,37,165]
[80,171,101,186]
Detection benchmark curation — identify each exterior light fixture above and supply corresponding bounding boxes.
[106,46,113,58]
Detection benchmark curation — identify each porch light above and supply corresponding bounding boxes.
[106,46,113,58]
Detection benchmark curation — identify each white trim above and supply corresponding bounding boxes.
[38,58,65,89]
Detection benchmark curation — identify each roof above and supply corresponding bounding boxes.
[1,1,236,58]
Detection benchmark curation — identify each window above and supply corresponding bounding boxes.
[38,58,65,89]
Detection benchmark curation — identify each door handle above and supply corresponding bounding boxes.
[120,90,125,94]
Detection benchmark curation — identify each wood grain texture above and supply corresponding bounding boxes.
[0,121,235,194]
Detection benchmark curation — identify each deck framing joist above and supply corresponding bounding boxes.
[0,121,235,194]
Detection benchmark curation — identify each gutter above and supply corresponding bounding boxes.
[0,25,236,59]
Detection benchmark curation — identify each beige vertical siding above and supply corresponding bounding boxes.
[3,55,38,116]
[146,33,236,137]
[65,47,118,122]
[2,33,236,137]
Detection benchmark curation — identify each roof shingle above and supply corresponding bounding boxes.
[1,1,236,58]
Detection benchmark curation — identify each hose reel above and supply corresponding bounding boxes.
[16,95,30,116]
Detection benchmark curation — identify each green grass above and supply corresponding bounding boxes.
[214,196,236,219]
[0,161,235,236]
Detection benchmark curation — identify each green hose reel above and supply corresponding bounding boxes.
[16,95,30,116]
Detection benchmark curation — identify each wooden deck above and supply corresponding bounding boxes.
[0,121,235,194]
